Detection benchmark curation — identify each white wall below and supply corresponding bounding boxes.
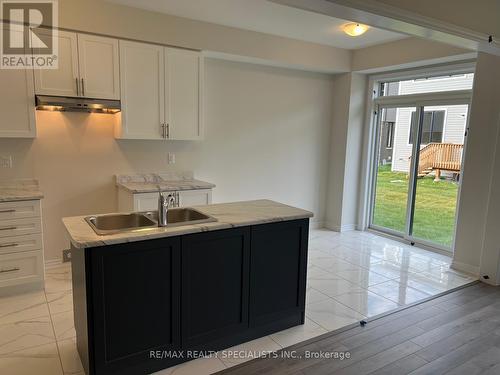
[453,52,500,278]
[352,38,474,73]
[56,0,350,73]
[0,59,334,261]
[325,73,367,231]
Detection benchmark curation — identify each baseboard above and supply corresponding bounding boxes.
[450,260,480,277]
[324,222,356,232]
[45,258,64,269]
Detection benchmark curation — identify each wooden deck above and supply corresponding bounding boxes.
[216,282,500,375]
[416,143,463,180]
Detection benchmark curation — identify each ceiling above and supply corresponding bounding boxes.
[106,0,407,49]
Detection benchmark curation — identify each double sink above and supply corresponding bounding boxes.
[85,208,217,235]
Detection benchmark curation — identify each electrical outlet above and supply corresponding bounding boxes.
[168,152,175,164]
[0,155,12,168]
[62,249,72,262]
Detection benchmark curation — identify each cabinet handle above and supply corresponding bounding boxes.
[76,78,80,96]
[0,243,18,248]
[166,123,170,139]
[0,227,16,231]
[0,267,20,274]
[81,78,85,97]
[160,123,165,138]
[0,209,15,213]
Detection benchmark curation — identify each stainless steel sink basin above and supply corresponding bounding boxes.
[85,213,157,235]
[85,208,217,235]
[143,208,217,227]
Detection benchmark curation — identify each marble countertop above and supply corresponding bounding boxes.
[0,179,44,202]
[63,199,313,249]
[116,172,215,193]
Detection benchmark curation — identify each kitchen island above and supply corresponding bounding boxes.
[63,200,313,375]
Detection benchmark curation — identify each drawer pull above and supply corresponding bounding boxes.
[0,243,18,248]
[0,227,16,231]
[0,209,15,214]
[0,267,20,274]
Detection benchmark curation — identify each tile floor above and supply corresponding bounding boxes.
[0,229,477,375]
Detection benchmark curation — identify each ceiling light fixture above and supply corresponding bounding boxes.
[343,23,369,37]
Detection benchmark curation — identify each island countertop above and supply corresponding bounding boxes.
[63,199,313,249]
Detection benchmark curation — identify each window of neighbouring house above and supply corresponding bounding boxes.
[386,122,394,148]
[409,110,445,144]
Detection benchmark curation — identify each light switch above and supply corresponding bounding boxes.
[168,153,175,165]
[0,156,12,168]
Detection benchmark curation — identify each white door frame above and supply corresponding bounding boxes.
[361,64,474,253]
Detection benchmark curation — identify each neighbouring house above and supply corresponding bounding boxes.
[379,74,474,175]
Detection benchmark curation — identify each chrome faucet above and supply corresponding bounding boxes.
[158,192,176,227]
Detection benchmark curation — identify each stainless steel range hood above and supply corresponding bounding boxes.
[35,95,121,114]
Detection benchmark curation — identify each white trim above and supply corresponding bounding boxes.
[450,260,480,278]
[369,61,476,84]
[374,90,472,107]
[324,222,356,232]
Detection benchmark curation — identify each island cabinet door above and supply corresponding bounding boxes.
[181,228,250,349]
[249,219,309,331]
[90,237,181,375]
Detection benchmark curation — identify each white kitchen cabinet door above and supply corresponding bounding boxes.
[34,30,79,97]
[117,41,165,139]
[0,38,36,137]
[77,34,120,100]
[165,48,203,140]
[178,189,212,207]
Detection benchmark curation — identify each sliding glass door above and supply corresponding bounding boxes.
[371,106,415,234]
[411,104,468,248]
[370,101,469,251]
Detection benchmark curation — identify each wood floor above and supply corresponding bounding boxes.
[217,282,500,375]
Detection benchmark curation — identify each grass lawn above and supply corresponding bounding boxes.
[373,164,459,247]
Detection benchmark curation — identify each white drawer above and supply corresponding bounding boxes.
[0,234,42,255]
[0,217,42,238]
[0,200,41,221]
[0,250,43,287]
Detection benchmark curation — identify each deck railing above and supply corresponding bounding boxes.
[416,143,463,176]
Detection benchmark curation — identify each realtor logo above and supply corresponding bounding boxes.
[1,0,58,69]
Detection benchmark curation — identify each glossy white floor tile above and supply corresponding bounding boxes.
[331,289,400,317]
[51,310,76,341]
[0,342,63,375]
[305,298,365,331]
[0,229,477,375]
[57,337,85,375]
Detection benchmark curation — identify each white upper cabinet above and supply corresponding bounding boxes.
[0,24,36,138]
[77,34,120,100]
[116,41,204,140]
[34,32,120,99]
[165,48,203,140]
[34,30,79,97]
[116,40,165,140]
